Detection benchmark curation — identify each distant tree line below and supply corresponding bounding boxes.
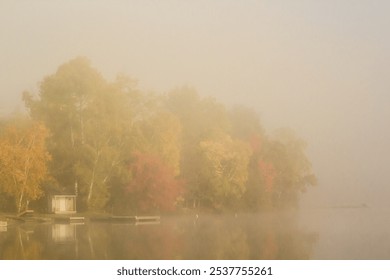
[0,57,317,213]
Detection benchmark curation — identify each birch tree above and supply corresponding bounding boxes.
[0,120,51,212]
[23,57,137,210]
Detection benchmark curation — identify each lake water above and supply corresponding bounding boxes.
[298,207,390,259]
[1,208,390,259]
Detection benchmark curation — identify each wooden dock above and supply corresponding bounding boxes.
[134,216,160,223]
[111,215,160,223]
[7,210,50,223]
[135,220,160,226]
[110,215,136,222]
[18,210,34,217]
[53,216,85,224]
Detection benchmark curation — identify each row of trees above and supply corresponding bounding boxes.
[0,57,316,213]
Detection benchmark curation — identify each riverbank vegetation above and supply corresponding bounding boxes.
[0,57,316,214]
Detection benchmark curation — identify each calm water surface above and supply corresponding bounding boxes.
[1,208,389,259]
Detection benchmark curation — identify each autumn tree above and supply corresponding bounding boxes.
[126,152,182,213]
[227,106,271,210]
[132,108,182,176]
[23,57,138,210]
[195,134,251,211]
[263,128,317,209]
[163,88,232,209]
[228,106,265,141]
[0,118,51,212]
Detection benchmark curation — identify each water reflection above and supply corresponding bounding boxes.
[0,226,43,259]
[51,224,77,243]
[0,212,318,260]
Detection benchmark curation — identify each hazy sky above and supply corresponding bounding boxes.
[1,1,390,207]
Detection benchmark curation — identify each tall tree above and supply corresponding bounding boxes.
[23,57,137,210]
[132,109,182,176]
[163,88,232,208]
[228,105,264,141]
[264,128,317,208]
[196,134,252,210]
[0,119,51,212]
[228,105,274,210]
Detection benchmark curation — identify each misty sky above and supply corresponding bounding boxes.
[1,1,390,207]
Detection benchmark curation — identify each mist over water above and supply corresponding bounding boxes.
[1,213,317,260]
[300,207,390,259]
[2,209,390,259]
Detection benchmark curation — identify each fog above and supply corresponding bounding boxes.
[1,0,390,209]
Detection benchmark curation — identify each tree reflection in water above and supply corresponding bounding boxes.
[0,213,317,259]
[0,226,43,259]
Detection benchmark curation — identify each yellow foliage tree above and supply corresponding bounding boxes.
[0,120,51,212]
[133,110,182,176]
[197,134,252,210]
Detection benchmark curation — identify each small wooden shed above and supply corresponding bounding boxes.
[49,195,77,214]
